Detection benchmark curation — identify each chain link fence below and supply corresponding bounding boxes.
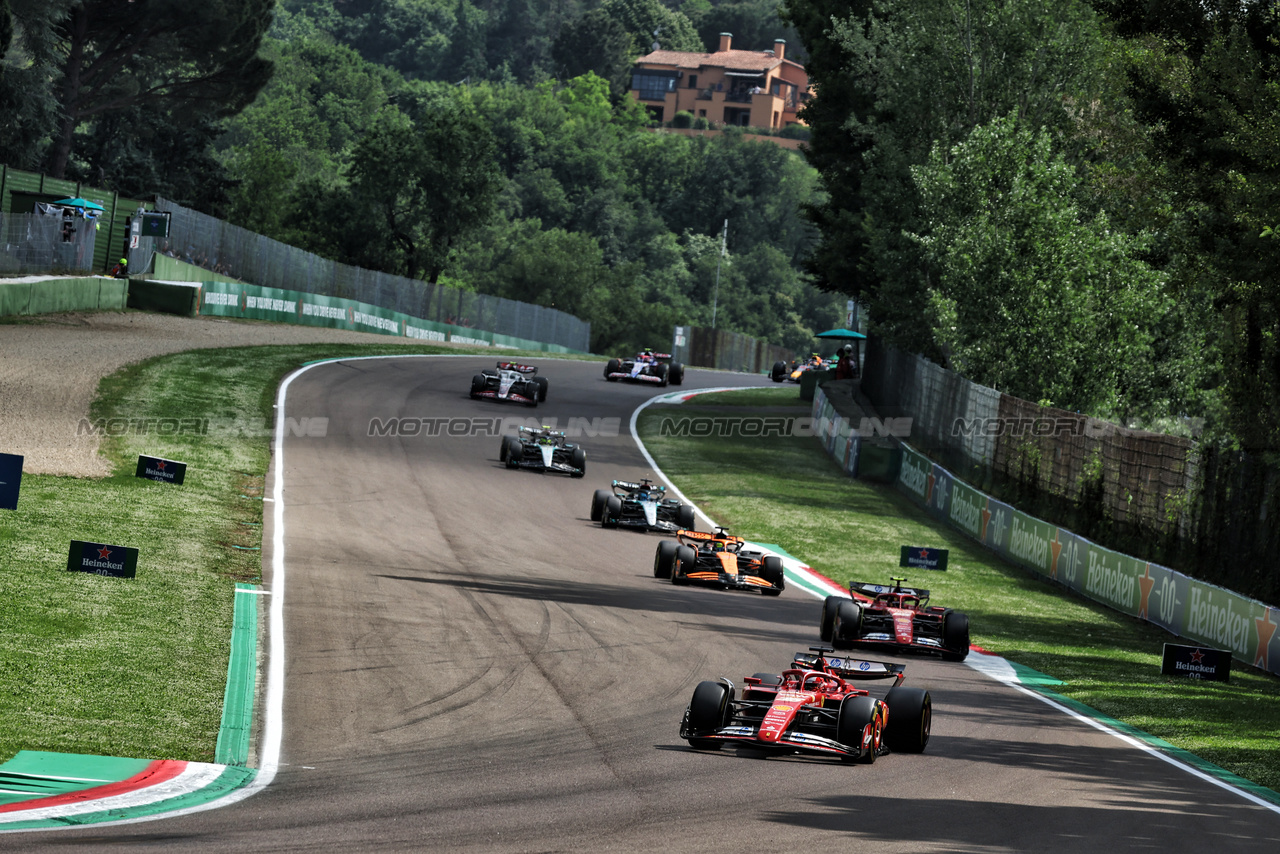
[861,334,1278,604]
[144,197,591,352]
[0,212,99,275]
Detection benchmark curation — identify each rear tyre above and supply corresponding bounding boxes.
[941,611,971,661]
[654,540,679,578]
[770,361,787,383]
[590,489,611,522]
[669,363,685,385]
[655,363,669,387]
[837,696,882,764]
[470,374,487,398]
[884,687,931,753]
[819,595,842,642]
[686,681,730,750]
[672,545,696,585]
[759,555,785,595]
[604,358,621,380]
[534,376,549,401]
[602,496,622,528]
[569,447,586,478]
[676,503,696,531]
[833,600,863,646]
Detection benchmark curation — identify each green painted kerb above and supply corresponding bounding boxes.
[214,583,259,766]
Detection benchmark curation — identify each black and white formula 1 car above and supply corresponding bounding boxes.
[498,426,585,477]
[590,478,696,532]
[603,349,685,386]
[470,362,548,407]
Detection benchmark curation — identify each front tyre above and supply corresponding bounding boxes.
[770,361,787,383]
[672,545,696,585]
[604,358,621,380]
[837,696,882,764]
[470,374,487,398]
[590,489,611,522]
[569,447,586,478]
[654,540,679,578]
[602,496,622,528]
[884,687,931,753]
[686,681,730,750]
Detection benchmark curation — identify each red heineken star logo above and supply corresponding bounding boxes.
[1190,649,1205,664]
[1050,530,1063,580]
[156,460,167,471]
[981,500,992,541]
[97,545,112,559]
[1256,608,1277,670]
[1138,565,1155,620]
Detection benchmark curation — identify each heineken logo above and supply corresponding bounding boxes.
[135,455,187,485]
[67,540,138,578]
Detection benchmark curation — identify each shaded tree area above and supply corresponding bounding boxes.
[783,0,1280,444]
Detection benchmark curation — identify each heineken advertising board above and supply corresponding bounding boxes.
[1161,643,1231,682]
[0,453,22,511]
[67,540,138,578]
[135,455,187,485]
[900,546,948,571]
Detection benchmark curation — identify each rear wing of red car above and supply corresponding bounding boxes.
[793,648,906,683]
[498,362,538,374]
[849,580,930,600]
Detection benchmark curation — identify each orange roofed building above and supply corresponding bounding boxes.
[629,33,810,130]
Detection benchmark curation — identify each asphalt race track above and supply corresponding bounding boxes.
[8,356,1280,852]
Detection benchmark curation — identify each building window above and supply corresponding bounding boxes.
[688,75,698,89]
[633,71,678,101]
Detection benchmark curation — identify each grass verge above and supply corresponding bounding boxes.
[0,341,578,764]
[637,387,1280,793]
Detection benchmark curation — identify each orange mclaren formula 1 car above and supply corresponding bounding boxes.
[770,352,833,383]
[819,576,971,661]
[679,646,932,762]
[652,528,784,595]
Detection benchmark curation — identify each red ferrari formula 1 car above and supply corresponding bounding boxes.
[679,647,931,762]
[819,576,970,661]
[652,528,784,595]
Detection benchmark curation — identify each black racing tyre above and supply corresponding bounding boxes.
[604,358,622,380]
[686,681,730,749]
[676,503,696,531]
[655,363,669,387]
[672,545,696,585]
[602,495,622,528]
[770,360,787,383]
[524,382,539,407]
[590,489,611,522]
[819,595,842,642]
[760,555,785,595]
[837,695,881,764]
[941,611,971,661]
[654,540,679,578]
[470,374,487,398]
[884,687,931,753]
[499,435,521,464]
[751,672,783,686]
[534,376,549,401]
[570,447,586,478]
[833,599,863,645]
[669,362,685,385]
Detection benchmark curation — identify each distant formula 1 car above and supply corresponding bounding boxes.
[498,426,585,477]
[603,348,685,386]
[679,646,932,762]
[819,576,970,661]
[590,478,696,533]
[770,353,832,383]
[652,528,784,595]
[470,362,548,407]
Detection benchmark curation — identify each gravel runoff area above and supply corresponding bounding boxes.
[0,310,471,477]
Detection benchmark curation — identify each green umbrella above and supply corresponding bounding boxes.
[52,197,105,211]
[815,327,866,339]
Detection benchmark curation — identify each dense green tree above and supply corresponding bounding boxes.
[551,9,635,97]
[13,0,275,179]
[689,0,805,58]
[603,0,704,55]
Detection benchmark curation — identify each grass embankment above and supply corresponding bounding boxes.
[0,341,584,764]
[637,386,1280,793]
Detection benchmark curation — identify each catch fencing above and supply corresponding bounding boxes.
[671,325,794,373]
[860,334,1279,606]
[147,197,591,353]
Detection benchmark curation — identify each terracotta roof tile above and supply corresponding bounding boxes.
[637,49,782,73]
